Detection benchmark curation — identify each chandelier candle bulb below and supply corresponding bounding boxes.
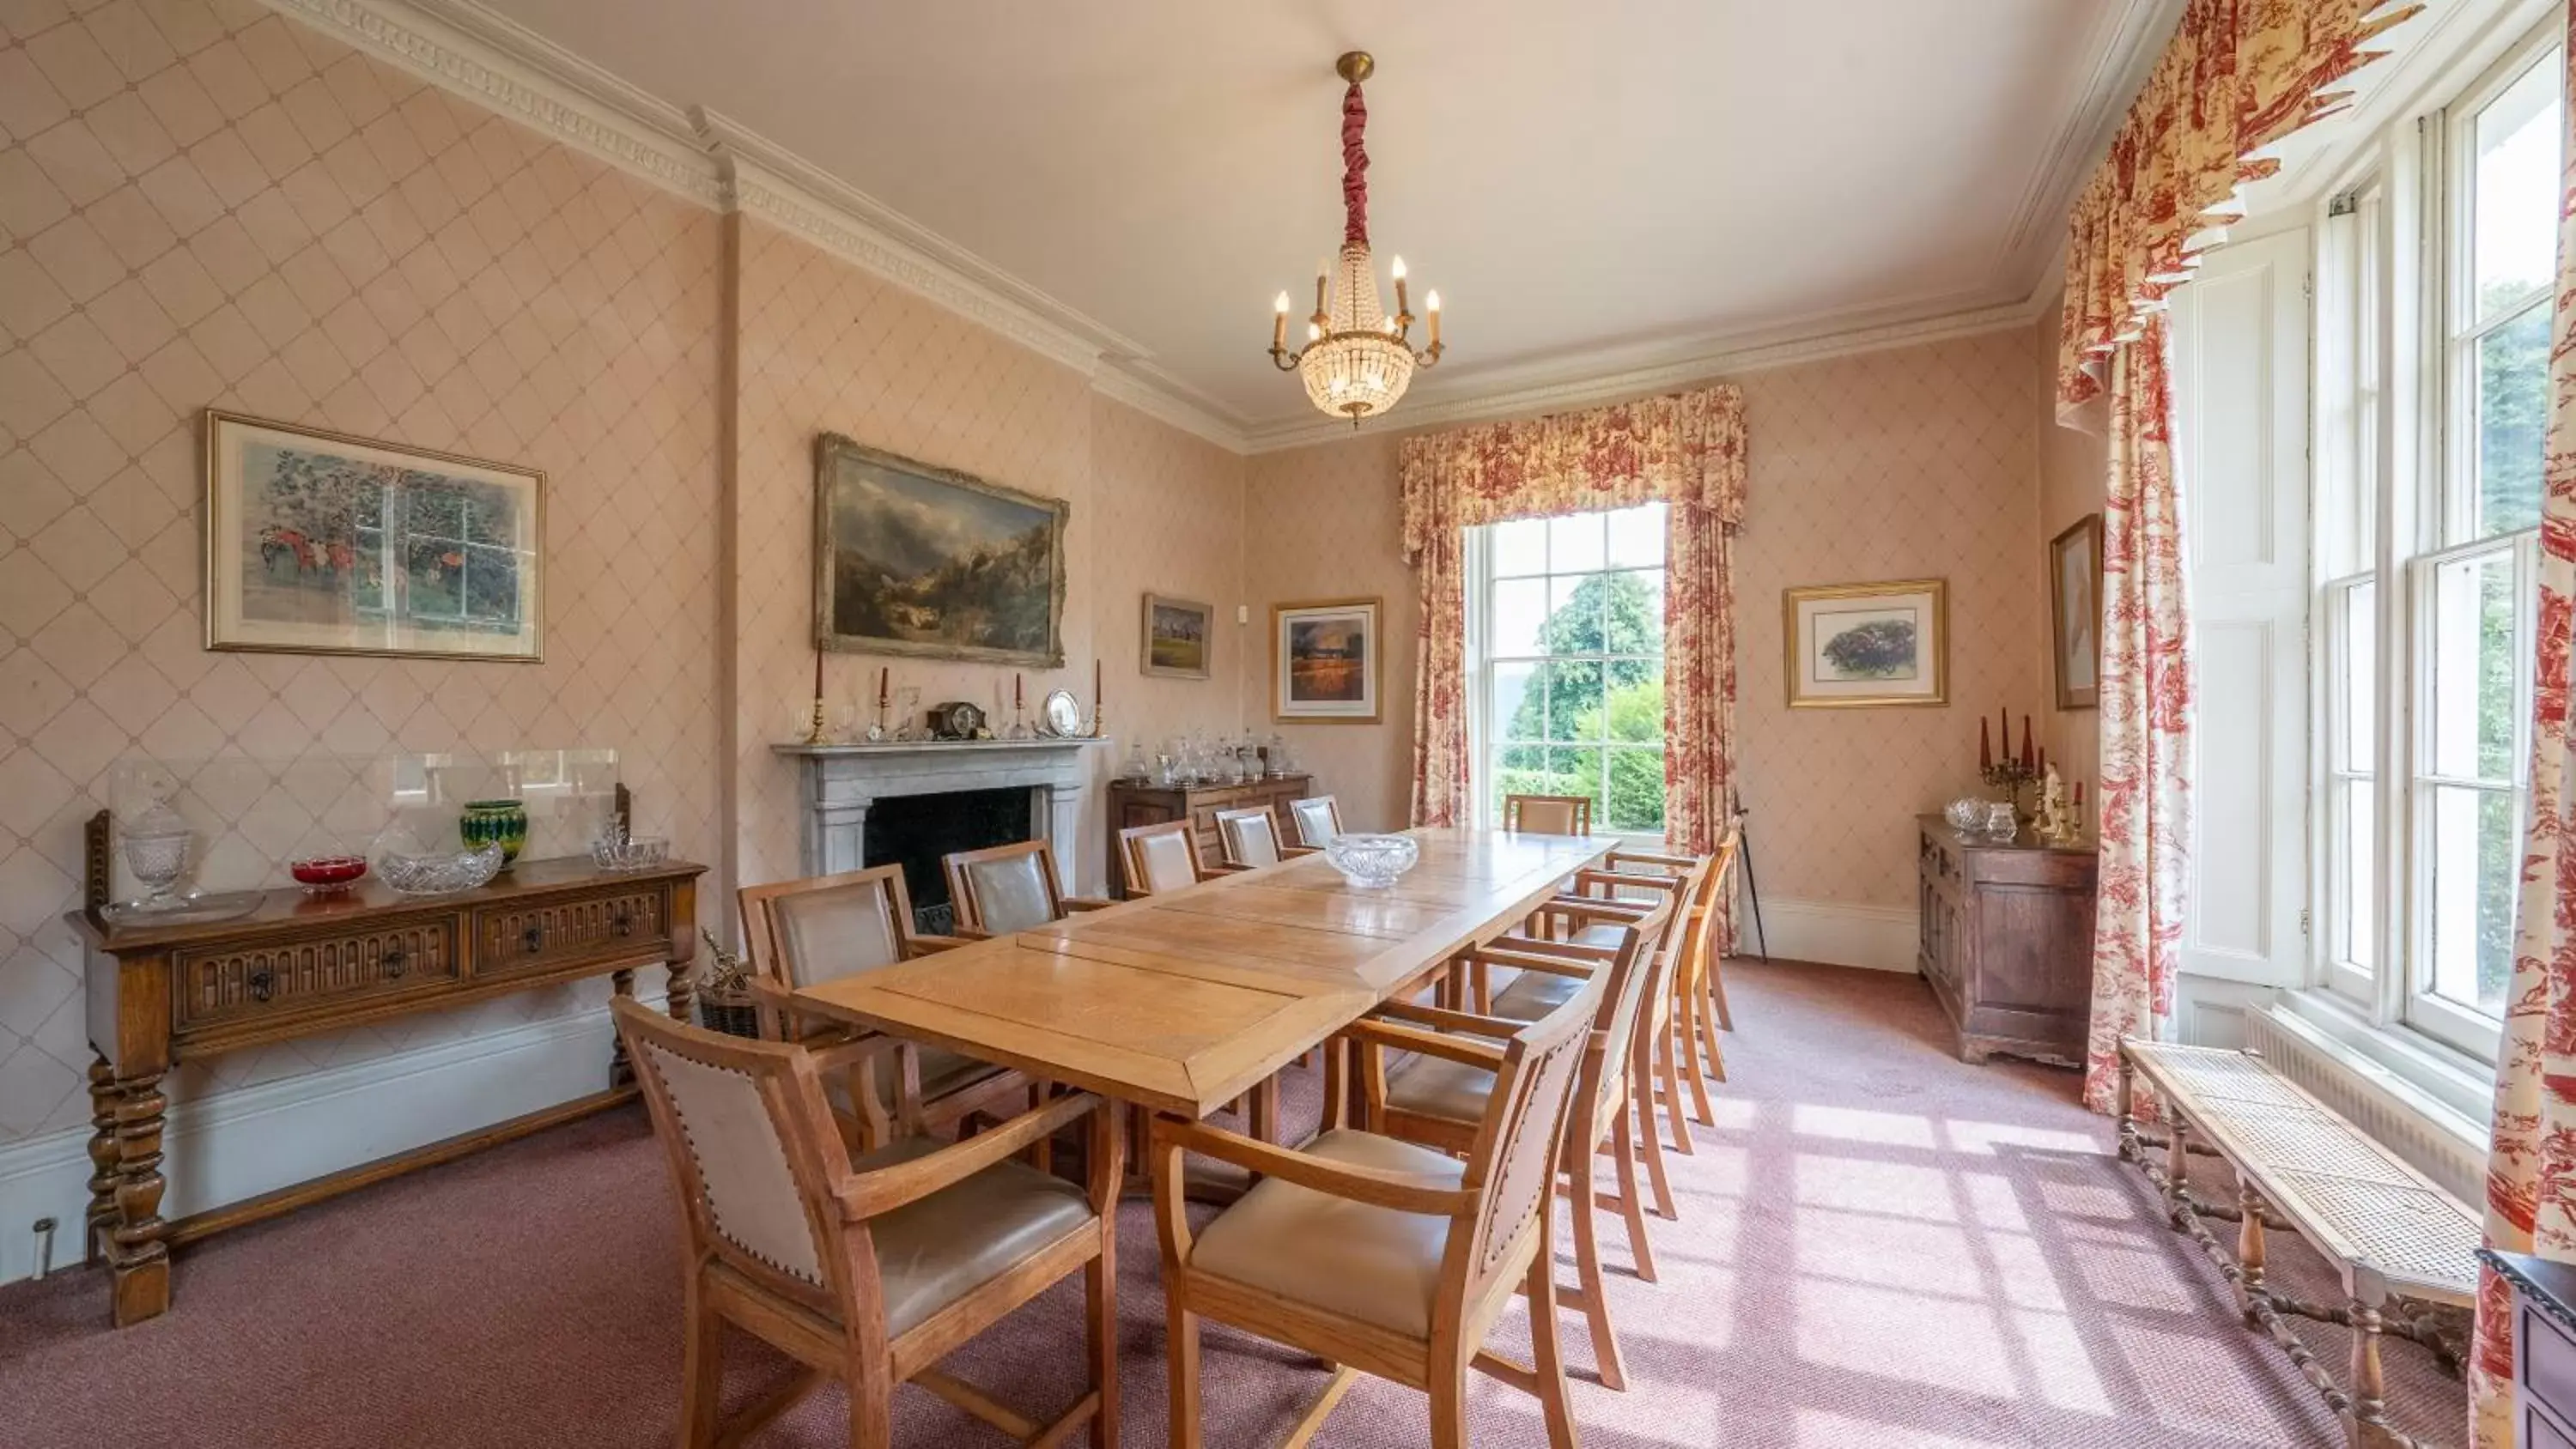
[1273,292,1290,352]
[1392,254,1410,318]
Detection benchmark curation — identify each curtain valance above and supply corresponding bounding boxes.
[2056,0,2420,418]
[1398,386,1746,561]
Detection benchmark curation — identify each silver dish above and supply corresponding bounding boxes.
[1323,833,1420,889]
[1039,688,1084,737]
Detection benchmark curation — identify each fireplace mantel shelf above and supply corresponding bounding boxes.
[771,738,1112,758]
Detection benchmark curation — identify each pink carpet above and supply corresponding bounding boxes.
[0,960,2460,1446]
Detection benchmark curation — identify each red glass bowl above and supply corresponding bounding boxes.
[289,855,368,892]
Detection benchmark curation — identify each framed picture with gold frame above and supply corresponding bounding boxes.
[2049,513,2103,710]
[1272,597,1381,723]
[1141,592,1214,680]
[204,409,544,661]
[1782,578,1947,708]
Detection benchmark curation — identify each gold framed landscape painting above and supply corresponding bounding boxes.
[1273,597,1381,723]
[204,410,544,661]
[813,433,1067,668]
[1782,578,1947,708]
[1142,592,1214,679]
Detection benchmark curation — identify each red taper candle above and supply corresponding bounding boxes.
[1979,718,1992,771]
[1015,673,1023,709]
[2075,781,2085,807]
[877,665,889,707]
[2020,714,2033,771]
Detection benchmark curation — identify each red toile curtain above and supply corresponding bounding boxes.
[1398,385,1747,864]
[2055,0,2415,1117]
[2475,24,2576,1446]
[2081,318,2190,1115]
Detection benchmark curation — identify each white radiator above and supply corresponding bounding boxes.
[2239,1005,2488,1205]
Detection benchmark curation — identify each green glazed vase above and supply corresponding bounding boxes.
[459,798,528,866]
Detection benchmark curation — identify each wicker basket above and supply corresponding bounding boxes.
[696,993,761,1040]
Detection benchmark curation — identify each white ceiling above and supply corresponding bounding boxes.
[462,0,2176,435]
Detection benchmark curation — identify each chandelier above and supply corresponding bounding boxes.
[1268,52,1443,424]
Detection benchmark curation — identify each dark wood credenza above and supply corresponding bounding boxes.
[1103,774,1313,896]
[68,843,703,1327]
[2482,1250,2576,1448]
[1915,814,2097,1066]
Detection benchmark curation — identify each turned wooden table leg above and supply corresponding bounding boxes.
[609,967,637,1083]
[108,1068,170,1326]
[2235,1180,2266,1325]
[665,882,699,1028]
[2347,1294,2398,1448]
[85,1056,119,1266]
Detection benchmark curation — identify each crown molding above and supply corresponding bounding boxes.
[1240,291,2051,454]
[265,0,722,206]
[1990,0,2180,294]
[1091,364,1255,452]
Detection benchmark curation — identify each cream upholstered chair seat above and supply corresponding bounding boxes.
[840,1135,1097,1337]
[1491,969,1584,1022]
[1184,1128,1464,1337]
[1383,1054,1500,1125]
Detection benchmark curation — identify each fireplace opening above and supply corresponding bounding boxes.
[862,788,1038,936]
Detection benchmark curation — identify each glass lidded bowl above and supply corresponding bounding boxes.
[1322,833,1420,889]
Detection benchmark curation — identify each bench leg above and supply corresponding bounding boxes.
[2115,1052,2138,1162]
[2163,1117,2190,1231]
[2235,1181,2266,1326]
[2345,1296,2401,1449]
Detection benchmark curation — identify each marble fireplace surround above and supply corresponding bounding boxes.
[771,741,1113,883]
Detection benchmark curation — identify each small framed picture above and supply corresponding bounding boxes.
[1141,592,1214,680]
[204,410,544,661]
[1782,578,1947,708]
[2050,514,2104,710]
[1273,597,1381,723]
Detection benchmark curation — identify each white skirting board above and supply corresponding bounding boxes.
[0,995,656,1288]
[1745,897,1919,973]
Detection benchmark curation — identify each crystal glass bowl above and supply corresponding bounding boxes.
[1943,797,1988,833]
[375,840,504,896]
[289,854,368,894]
[1323,833,1419,889]
[592,834,670,872]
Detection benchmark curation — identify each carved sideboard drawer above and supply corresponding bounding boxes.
[471,886,671,978]
[174,920,459,1029]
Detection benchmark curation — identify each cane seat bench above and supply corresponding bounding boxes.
[2117,1040,2476,1449]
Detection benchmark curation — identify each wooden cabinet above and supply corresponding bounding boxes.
[2483,1251,2576,1448]
[1105,775,1313,896]
[1915,815,2096,1066]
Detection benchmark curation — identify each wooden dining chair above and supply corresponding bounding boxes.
[1357,902,1676,1391]
[1116,820,1235,897]
[1150,966,1608,1449]
[738,867,1032,1153]
[611,997,1124,1449]
[1502,794,1593,835]
[1286,794,1344,849]
[1212,805,1309,867]
[944,840,1116,937]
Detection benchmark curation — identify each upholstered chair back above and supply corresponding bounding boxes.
[1121,822,1202,895]
[1287,795,1342,848]
[1454,961,1608,1300]
[946,842,1065,936]
[1504,794,1593,835]
[613,997,846,1313]
[739,867,912,991]
[1215,808,1285,867]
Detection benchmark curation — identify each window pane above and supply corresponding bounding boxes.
[1604,749,1667,833]
[1492,662,1540,741]
[1548,575,1589,650]
[2472,50,2563,323]
[1607,502,1667,568]
[1610,570,1665,658]
[1607,660,1664,743]
[2338,579,2375,768]
[2336,780,2376,974]
[2426,785,2516,1016]
[1547,747,1606,821]
[1492,578,1547,657]
[1492,518,1547,577]
[1548,512,1606,573]
[1543,661,1601,742]
[2427,550,2517,781]
[2476,302,2549,537]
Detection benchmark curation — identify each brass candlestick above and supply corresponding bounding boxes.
[802,697,829,746]
[1980,758,2036,821]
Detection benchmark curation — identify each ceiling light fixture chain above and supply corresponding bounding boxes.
[1267,49,1443,425]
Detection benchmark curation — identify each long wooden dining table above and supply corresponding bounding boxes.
[786,826,1615,1137]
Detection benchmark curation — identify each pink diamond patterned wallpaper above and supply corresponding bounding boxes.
[0,0,726,1143]
[1242,327,2059,908]
[2035,294,2109,816]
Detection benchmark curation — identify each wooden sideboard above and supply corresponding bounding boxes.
[1104,774,1313,896]
[1915,815,2097,1066]
[2482,1249,2576,1448]
[68,840,703,1326]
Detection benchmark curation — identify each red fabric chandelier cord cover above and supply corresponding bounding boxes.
[1340,82,1369,246]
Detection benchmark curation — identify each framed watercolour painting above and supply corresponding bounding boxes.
[1781,578,1947,708]
[1141,592,1214,679]
[2049,513,2103,710]
[814,433,1068,667]
[204,410,544,661]
[1273,597,1381,723]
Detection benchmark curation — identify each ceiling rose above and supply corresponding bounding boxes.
[1267,52,1443,425]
